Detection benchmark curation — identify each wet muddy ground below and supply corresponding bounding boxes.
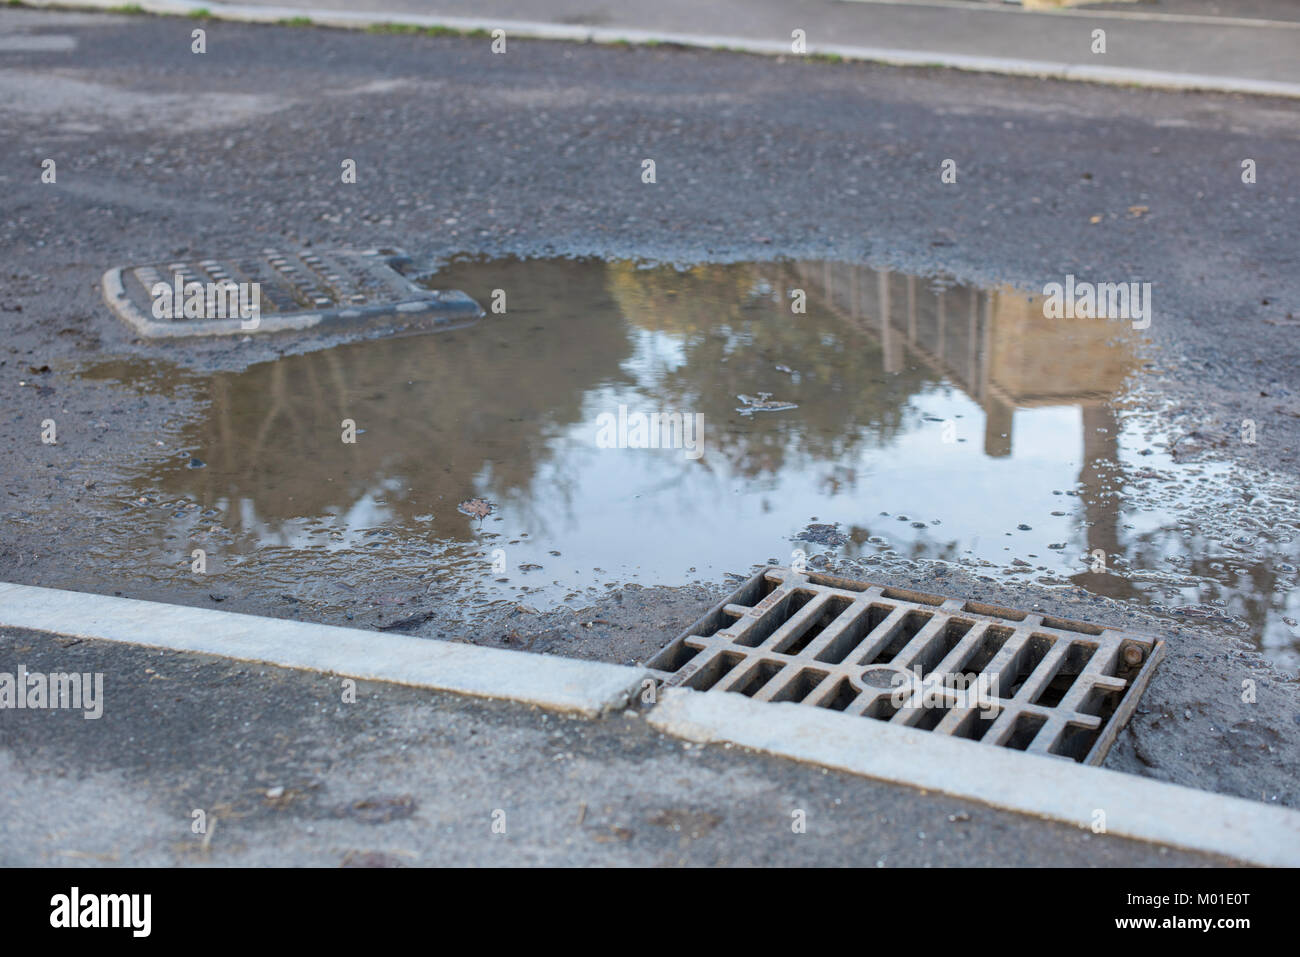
[2,10,1298,817]
[53,257,1300,677]
[7,256,1299,810]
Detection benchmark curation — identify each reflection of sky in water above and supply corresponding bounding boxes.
[627,329,689,376]
[108,259,1300,672]
[514,399,1107,589]
[497,385,1087,580]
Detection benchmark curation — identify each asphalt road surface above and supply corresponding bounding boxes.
[0,627,1228,865]
[1,7,1297,864]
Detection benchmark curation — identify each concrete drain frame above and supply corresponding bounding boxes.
[1,581,1295,865]
[101,246,481,337]
[647,567,1165,765]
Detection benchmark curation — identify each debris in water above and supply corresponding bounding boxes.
[736,392,798,415]
[796,523,848,547]
[457,497,495,520]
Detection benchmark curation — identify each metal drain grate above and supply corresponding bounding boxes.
[102,246,481,337]
[647,567,1164,765]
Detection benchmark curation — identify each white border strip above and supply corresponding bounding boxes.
[16,0,1300,99]
[647,686,1300,866]
[838,0,1300,31]
[0,583,647,717]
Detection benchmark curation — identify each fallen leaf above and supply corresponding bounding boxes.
[736,392,798,415]
[457,497,495,519]
[337,794,417,824]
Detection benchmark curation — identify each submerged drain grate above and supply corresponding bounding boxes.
[647,567,1164,765]
[102,246,481,337]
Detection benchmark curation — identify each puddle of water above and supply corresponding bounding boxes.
[79,258,1300,671]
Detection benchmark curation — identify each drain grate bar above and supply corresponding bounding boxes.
[646,567,1164,765]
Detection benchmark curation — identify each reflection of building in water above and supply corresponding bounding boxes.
[796,263,1142,582]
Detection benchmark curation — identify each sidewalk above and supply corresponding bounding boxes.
[17,0,1300,96]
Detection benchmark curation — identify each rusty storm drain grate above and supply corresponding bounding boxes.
[647,567,1165,765]
[102,246,481,337]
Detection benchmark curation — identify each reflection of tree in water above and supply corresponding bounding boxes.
[606,261,939,483]
[155,258,956,549]
[156,258,635,543]
[155,258,1145,571]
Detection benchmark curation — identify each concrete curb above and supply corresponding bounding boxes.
[843,0,1300,31]
[0,583,648,717]
[646,686,1300,866]
[4,582,1295,862]
[16,0,1300,99]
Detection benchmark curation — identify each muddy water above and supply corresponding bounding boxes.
[81,258,1300,670]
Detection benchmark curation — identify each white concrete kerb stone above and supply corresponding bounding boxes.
[0,582,647,717]
[3,581,1297,865]
[647,685,1300,867]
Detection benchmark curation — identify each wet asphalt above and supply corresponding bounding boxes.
[1,8,1298,862]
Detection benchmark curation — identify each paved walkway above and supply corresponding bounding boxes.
[19,0,1300,95]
